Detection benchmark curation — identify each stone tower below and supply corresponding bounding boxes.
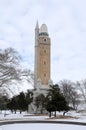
[34,21,51,89]
[28,22,53,113]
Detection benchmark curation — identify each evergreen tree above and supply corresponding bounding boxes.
[25,90,33,111]
[35,94,46,114]
[46,84,69,117]
[7,96,19,113]
[17,92,27,113]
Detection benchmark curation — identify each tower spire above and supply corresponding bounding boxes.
[35,20,39,29]
[35,20,39,46]
[34,21,39,88]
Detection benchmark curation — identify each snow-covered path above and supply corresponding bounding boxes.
[0,123,86,130]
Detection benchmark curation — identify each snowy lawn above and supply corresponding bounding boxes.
[0,110,86,122]
[0,110,86,130]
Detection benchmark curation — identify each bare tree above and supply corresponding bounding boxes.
[60,80,80,109]
[70,89,80,109]
[0,48,33,95]
[76,79,86,104]
[60,80,73,105]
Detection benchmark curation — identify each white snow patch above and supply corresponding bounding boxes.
[0,123,86,130]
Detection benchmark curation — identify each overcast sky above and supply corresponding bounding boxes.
[0,0,86,85]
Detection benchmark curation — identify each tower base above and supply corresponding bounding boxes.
[28,79,53,114]
[28,86,49,114]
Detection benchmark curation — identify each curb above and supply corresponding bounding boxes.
[0,120,86,126]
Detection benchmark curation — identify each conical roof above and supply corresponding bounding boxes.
[35,21,39,29]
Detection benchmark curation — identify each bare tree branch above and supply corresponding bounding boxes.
[0,48,33,95]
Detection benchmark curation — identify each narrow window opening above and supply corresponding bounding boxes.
[44,61,46,65]
[44,73,46,77]
[44,39,46,42]
[44,50,46,53]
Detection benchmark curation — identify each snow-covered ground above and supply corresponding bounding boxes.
[0,110,86,130]
[0,110,86,122]
[0,123,86,130]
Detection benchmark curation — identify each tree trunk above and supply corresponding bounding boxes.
[49,111,51,118]
[20,110,22,114]
[14,110,16,114]
[54,111,56,117]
